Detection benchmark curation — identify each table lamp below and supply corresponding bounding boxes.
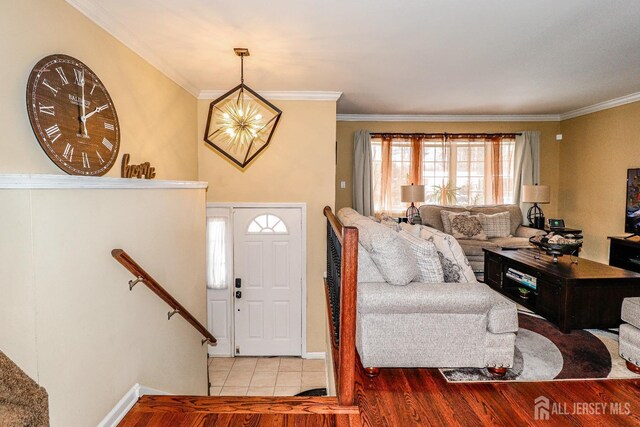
[401,184,425,225]
[522,184,550,229]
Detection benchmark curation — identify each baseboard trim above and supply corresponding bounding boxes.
[303,352,326,360]
[97,383,171,427]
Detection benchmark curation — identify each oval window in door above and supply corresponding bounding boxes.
[247,214,288,234]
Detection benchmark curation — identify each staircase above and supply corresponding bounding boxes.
[0,350,49,426]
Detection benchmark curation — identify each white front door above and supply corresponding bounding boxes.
[233,208,302,356]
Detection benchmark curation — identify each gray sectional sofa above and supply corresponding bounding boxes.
[418,204,545,274]
[336,207,518,375]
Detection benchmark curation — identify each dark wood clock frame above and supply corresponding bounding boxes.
[26,54,120,176]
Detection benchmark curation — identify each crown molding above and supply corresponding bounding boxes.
[0,174,208,190]
[336,114,561,122]
[198,90,342,101]
[65,0,199,97]
[560,91,640,120]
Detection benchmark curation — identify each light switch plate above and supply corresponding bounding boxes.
[340,181,346,189]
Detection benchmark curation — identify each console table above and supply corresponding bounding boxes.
[483,248,640,332]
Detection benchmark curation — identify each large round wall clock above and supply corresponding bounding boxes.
[26,54,120,176]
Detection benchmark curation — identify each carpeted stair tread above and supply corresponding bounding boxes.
[0,350,48,426]
[0,402,34,426]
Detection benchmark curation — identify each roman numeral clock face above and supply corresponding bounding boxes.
[26,54,120,176]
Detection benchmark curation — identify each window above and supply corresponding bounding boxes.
[372,135,515,214]
[247,214,288,233]
[372,138,413,213]
[206,216,228,289]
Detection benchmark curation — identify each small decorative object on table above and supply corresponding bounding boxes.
[529,232,583,263]
[517,287,531,300]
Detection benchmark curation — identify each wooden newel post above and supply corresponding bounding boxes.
[338,226,358,406]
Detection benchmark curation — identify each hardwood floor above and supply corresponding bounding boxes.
[355,367,640,426]
[119,368,640,426]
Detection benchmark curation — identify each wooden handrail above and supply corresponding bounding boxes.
[323,207,357,406]
[111,249,216,345]
[323,206,343,244]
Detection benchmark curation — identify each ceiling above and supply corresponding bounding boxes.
[67,0,640,116]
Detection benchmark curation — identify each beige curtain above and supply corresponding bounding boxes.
[513,131,541,217]
[352,130,375,216]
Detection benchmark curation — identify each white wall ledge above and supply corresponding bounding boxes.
[0,174,208,190]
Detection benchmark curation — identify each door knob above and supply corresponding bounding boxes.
[235,290,242,299]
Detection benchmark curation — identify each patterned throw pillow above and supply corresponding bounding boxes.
[419,225,476,283]
[477,212,511,238]
[449,214,488,240]
[398,230,444,283]
[440,210,470,234]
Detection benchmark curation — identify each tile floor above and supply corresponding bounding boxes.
[208,356,327,397]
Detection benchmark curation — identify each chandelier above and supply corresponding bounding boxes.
[204,48,282,168]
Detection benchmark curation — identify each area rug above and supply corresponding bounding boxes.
[440,310,640,382]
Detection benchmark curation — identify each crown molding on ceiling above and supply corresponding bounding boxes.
[336,114,561,122]
[559,91,640,121]
[65,0,199,97]
[337,90,640,122]
[198,90,343,101]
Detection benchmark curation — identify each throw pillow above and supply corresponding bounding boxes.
[379,214,402,232]
[419,225,476,283]
[477,212,511,238]
[449,214,488,240]
[351,219,417,286]
[357,243,386,283]
[440,210,470,234]
[337,207,363,226]
[399,222,421,237]
[398,230,444,283]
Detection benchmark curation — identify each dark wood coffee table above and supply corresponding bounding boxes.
[483,248,640,332]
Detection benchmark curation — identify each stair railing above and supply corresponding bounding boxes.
[111,249,216,346]
[323,207,357,406]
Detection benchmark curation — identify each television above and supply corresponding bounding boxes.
[626,168,640,235]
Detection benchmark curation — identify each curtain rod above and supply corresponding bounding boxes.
[369,132,521,138]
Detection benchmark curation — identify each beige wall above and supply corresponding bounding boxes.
[336,121,561,217]
[558,101,640,262]
[198,99,337,353]
[0,0,197,180]
[0,186,207,426]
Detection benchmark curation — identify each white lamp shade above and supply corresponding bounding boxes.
[522,185,550,204]
[401,185,426,203]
